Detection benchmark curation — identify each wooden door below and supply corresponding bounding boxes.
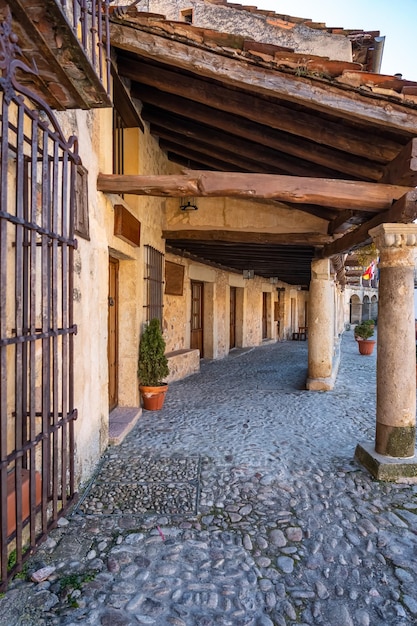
[108,258,119,410]
[262,292,268,339]
[191,281,204,357]
[230,287,236,349]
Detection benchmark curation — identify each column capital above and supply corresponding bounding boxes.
[369,223,417,268]
[369,223,417,250]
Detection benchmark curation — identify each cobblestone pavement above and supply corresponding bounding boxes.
[3,330,417,626]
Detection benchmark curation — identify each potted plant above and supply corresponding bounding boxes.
[138,318,169,410]
[354,322,376,356]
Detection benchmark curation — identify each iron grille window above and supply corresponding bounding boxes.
[144,246,164,324]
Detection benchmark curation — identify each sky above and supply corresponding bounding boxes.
[233,0,417,81]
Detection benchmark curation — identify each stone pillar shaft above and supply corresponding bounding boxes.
[307,259,335,390]
[370,224,417,457]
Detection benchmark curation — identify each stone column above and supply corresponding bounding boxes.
[306,258,336,391]
[373,224,417,456]
[355,224,417,480]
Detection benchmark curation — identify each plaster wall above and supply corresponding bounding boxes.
[142,0,352,61]
[165,197,327,234]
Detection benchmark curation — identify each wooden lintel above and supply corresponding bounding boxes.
[380,138,417,186]
[97,171,413,212]
[320,190,417,258]
[163,230,331,245]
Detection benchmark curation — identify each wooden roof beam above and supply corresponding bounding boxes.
[162,230,332,246]
[137,91,384,180]
[152,120,340,179]
[327,209,369,235]
[319,190,417,257]
[380,138,417,186]
[110,23,417,134]
[97,171,414,211]
[124,60,402,164]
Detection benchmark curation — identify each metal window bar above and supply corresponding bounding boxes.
[144,246,164,324]
[58,0,111,96]
[0,18,79,591]
[113,108,125,176]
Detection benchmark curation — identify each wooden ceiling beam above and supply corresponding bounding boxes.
[162,230,331,245]
[164,147,246,173]
[138,91,384,181]
[110,23,417,134]
[380,139,417,186]
[319,190,417,257]
[327,209,368,235]
[158,139,285,175]
[153,121,339,179]
[123,60,402,164]
[97,171,413,211]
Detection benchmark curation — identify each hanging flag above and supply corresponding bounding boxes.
[362,261,375,281]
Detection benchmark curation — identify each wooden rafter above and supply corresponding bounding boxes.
[380,139,417,186]
[122,59,405,164]
[138,94,385,181]
[110,23,417,134]
[320,190,417,258]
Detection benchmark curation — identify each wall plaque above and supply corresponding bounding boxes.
[165,261,184,296]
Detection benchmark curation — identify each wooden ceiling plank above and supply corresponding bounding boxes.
[125,60,402,164]
[139,92,384,180]
[97,171,414,211]
[319,190,417,257]
[162,230,331,245]
[110,22,417,134]
[380,138,417,186]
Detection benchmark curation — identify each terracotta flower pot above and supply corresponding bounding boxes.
[357,339,376,356]
[139,384,168,410]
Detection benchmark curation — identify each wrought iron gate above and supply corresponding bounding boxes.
[0,18,79,589]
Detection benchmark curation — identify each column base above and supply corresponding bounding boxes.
[355,442,417,482]
[306,376,335,391]
[306,349,340,391]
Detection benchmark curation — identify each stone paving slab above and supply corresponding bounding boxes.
[3,330,417,625]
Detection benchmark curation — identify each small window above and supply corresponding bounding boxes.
[144,245,164,324]
[181,9,193,24]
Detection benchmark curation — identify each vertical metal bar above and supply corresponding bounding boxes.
[51,140,59,521]
[60,151,69,509]
[68,156,77,499]
[41,128,51,534]
[21,157,29,466]
[14,99,25,567]
[28,113,39,549]
[103,0,111,95]
[0,90,10,591]
[80,0,88,48]
[91,0,97,70]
